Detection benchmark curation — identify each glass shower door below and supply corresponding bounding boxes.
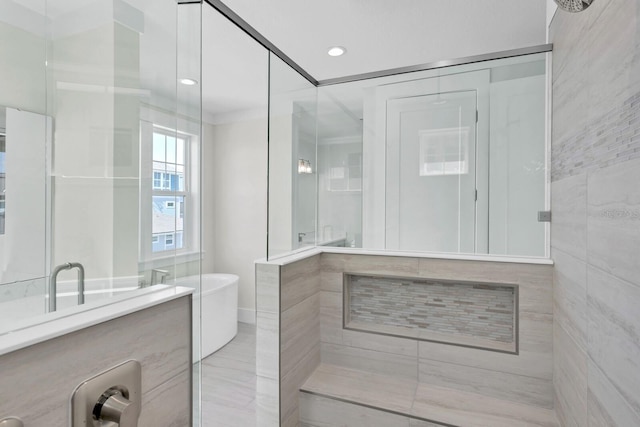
[386,89,480,253]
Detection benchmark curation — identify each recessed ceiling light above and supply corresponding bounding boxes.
[179,78,198,86]
[327,46,346,57]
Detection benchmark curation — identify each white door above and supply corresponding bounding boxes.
[383,70,490,253]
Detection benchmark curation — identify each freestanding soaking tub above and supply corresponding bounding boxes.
[175,273,239,360]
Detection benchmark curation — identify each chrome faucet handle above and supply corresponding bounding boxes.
[93,388,138,427]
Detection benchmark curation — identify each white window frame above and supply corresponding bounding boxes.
[139,119,200,265]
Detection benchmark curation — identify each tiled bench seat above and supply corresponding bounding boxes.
[300,364,559,427]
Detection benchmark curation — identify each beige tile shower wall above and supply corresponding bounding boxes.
[320,253,554,409]
[0,296,191,426]
[255,262,280,426]
[280,254,321,427]
[550,0,640,425]
[255,254,322,427]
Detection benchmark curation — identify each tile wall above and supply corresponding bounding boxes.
[0,296,192,426]
[255,254,322,427]
[347,275,515,346]
[322,254,553,409]
[256,251,554,426]
[550,0,640,425]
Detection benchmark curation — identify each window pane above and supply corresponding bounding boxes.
[153,133,166,162]
[153,171,161,189]
[177,173,185,192]
[166,136,176,163]
[152,195,186,252]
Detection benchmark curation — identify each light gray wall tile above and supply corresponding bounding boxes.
[321,342,418,381]
[320,253,345,273]
[587,158,640,287]
[418,259,553,315]
[418,311,552,381]
[550,175,588,260]
[549,5,589,85]
[319,291,343,345]
[587,266,640,419]
[408,419,445,427]
[587,359,640,427]
[281,344,321,424]
[552,249,587,350]
[281,254,321,311]
[342,254,420,277]
[141,371,191,427]
[0,296,191,426]
[585,0,640,124]
[518,311,553,354]
[320,270,343,292]
[256,311,279,380]
[256,263,281,314]
[551,0,640,424]
[552,63,589,150]
[553,323,587,427]
[418,358,553,409]
[299,392,411,427]
[256,375,279,427]
[281,293,320,375]
[342,329,417,358]
[282,409,300,427]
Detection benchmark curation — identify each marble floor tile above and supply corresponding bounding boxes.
[202,322,257,427]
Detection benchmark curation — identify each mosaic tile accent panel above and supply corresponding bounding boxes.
[347,275,515,344]
[552,91,640,182]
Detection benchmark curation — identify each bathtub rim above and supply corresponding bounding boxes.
[0,285,193,356]
[174,273,239,297]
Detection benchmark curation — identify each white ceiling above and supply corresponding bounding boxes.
[215,0,548,82]
[202,6,269,122]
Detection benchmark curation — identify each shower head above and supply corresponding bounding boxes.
[554,0,594,13]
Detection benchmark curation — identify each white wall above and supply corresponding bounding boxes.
[203,119,268,322]
[0,7,47,115]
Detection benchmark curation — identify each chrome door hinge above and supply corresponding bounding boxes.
[538,211,552,222]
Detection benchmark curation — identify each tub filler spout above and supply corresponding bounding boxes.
[49,262,85,312]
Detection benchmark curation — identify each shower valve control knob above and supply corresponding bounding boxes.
[93,388,138,427]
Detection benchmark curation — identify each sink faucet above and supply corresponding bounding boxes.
[150,269,170,286]
[49,262,85,312]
